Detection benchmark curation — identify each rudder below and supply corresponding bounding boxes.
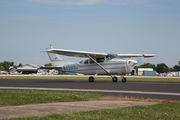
[46,45,73,67]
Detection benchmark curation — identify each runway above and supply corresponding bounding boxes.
[0,79,180,100]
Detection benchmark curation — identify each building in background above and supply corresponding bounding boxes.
[17,64,39,74]
[138,68,157,76]
[138,68,153,75]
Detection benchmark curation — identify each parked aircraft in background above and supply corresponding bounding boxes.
[41,45,155,83]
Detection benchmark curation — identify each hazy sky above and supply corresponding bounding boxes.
[0,0,180,67]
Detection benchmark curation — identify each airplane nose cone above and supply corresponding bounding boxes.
[132,60,138,66]
[126,60,138,73]
[127,60,138,66]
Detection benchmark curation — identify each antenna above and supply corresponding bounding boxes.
[102,50,105,53]
[92,49,96,52]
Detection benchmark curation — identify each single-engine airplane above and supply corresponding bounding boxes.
[41,45,155,83]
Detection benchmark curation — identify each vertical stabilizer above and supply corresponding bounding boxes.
[46,45,73,67]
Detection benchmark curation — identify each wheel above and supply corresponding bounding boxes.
[112,76,118,82]
[89,76,94,82]
[122,77,127,83]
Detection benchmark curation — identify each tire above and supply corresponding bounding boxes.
[89,76,94,82]
[122,77,127,83]
[112,76,118,82]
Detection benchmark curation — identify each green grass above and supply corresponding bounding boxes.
[1,90,180,120]
[127,77,180,82]
[1,75,180,82]
[0,90,102,106]
[4,102,180,120]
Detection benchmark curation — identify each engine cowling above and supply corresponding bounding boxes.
[125,60,138,73]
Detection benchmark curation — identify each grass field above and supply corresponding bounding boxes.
[0,75,180,82]
[1,90,180,120]
[0,90,102,106]
[3,102,180,120]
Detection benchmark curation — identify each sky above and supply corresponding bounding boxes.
[0,0,180,67]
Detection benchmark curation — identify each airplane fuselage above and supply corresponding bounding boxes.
[62,58,137,75]
[44,46,154,83]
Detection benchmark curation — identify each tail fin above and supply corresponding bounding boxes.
[46,45,73,67]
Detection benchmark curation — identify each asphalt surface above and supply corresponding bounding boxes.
[0,79,180,100]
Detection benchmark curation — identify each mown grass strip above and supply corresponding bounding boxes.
[0,90,102,106]
[1,75,180,82]
[4,102,180,120]
[127,77,180,82]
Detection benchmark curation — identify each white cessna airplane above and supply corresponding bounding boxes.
[42,45,155,83]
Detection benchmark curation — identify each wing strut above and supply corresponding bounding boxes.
[86,54,112,77]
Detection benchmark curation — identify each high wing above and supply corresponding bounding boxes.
[47,48,155,58]
[47,48,107,58]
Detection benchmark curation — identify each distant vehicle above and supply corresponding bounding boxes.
[0,71,8,75]
[41,45,155,83]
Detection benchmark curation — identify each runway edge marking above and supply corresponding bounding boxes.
[0,87,180,96]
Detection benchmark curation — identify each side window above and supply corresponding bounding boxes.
[79,60,83,64]
[96,57,105,63]
[84,60,88,64]
[90,59,95,64]
[106,56,111,62]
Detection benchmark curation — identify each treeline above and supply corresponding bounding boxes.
[135,62,180,73]
[0,61,22,72]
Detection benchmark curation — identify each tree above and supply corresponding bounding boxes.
[18,63,23,67]
[45,63,52,66]
[136,63,155,68]
[0,61,14,72]
[156,63,169,73]
[173,65,180,72]
[0,66,5,71]
[169,67,174,72]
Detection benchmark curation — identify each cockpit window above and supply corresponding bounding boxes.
[106,56,111,61]
[96,57,105,63]
[84,60,88,64]
[106,54,120,61]
[107,54,120,58]
[79,60,83,64]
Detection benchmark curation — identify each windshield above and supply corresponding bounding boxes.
[106,54,120,61]
[107,54,120,58]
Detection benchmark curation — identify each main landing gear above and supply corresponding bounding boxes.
[88,76,127,83]
[122,77,127,83]
[89,76,94,82]
[112,76,126,83]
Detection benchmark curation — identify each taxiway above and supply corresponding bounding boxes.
[0,79,180,100]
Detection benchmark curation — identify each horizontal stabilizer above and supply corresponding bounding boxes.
[39,66,63,70]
